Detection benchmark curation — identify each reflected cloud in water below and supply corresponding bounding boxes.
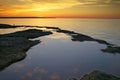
[33,67,47,74]
[38,68,47,74]
[26,71,33,78]
[10,64,25,72]
[22,66,48,80]
[50,74,60,80]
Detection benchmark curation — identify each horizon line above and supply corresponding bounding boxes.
[0,16,120,19]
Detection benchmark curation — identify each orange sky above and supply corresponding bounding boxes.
[0,0,120,18]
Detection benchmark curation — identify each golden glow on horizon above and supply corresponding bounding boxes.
[0,0,120,18]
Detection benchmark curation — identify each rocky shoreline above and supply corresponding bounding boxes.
[0,24,120,79]
[0,29,52,70]
[70,70,120,80]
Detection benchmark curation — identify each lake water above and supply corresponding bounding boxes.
[0,18,120,80]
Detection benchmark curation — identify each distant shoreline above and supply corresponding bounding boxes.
[0,17,56,19]
[0,17,120,19]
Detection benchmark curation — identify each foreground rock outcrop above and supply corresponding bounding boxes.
[80,70,120,80]
[0,29,52,71]
[70,70,120,80]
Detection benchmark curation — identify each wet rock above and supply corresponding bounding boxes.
[101,46,120,54]
[56,29,110,45]
[0,29,52,71]
[0,24,20,28]
[80,70,120,80]
[0,29,52,39]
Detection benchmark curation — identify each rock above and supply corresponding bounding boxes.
[56,29,110,45]
[0,24,12,28]
[80,70,120,80]
[101,46,120,54]
[0,24,21,28]
[0,29,52,71]
[0,29,52,39]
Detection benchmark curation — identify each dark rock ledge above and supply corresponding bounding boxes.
[70,70,120,80]
[55,29,120,54]
[0,29,52,71]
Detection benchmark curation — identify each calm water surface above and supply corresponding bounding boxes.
[0,18,120,80]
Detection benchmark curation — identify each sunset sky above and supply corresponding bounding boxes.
[0,0,120,18]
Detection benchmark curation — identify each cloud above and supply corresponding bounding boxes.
[32,0,80,3]
[19,0,80,3]
[0,0,80,12]
[1,0,120,13]
[110,0,120,5]
[19,0,32,2]
[77,0,120,6]
[0,0,120,17]
[32,0,60,3]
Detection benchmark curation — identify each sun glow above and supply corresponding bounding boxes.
[0,0,120,18]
